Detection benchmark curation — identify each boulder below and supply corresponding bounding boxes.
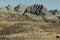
[56,35,60,38]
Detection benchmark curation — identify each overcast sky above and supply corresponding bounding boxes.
[0,0,60,10]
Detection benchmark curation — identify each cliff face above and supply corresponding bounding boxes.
[0,4,60,22]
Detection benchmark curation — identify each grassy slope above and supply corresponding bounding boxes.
[0,21,60,40]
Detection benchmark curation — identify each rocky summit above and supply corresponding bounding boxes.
[0,4,60,23]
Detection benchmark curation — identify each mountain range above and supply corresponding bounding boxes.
[0,4,60,23]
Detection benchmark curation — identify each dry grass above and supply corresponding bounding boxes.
[0,21,60,40]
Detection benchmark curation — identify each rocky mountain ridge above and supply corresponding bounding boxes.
[0,4,60,23]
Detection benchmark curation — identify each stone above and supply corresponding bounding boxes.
[56,35,60,38]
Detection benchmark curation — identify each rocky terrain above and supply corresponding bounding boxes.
[0,4,60,22]
[0,4,60,40]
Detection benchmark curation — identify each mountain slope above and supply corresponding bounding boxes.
[0,4,60,23]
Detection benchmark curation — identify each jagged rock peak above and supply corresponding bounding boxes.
[25,4,44,15]
[49,9,60,15]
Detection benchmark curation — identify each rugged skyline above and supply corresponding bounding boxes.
[0,4,60,23]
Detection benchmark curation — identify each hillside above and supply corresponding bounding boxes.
[0,4,60,22]
[0,4,60,40]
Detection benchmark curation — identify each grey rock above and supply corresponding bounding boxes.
[14,4,27,14]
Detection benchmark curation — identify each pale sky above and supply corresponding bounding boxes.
[0,0,60,10]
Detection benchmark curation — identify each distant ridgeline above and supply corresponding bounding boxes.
[0,4,60,23]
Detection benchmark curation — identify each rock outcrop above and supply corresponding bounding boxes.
[49,9,60,19]
[14,4,27,14]
[23,4,58,22]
